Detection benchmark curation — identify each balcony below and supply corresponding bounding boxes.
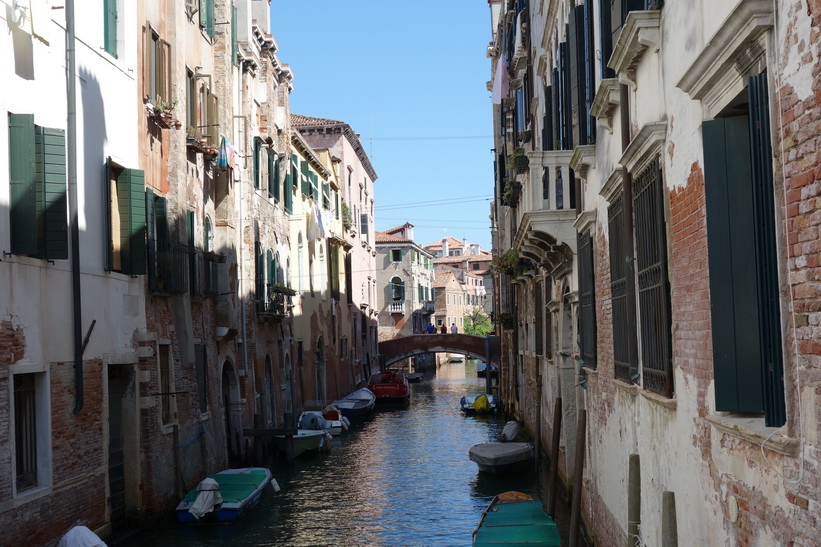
[257,284,294,318]
[389,301,405,314]
[148,240,190,294]
[510,150,578,270]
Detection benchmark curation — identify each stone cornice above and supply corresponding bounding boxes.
[619,122,666,175]
[590,79,621,131]
[677,0,772,119]
[608,11,662,89]
[569,144,596,181]
[573,210,597,234]
[600,168,624,203]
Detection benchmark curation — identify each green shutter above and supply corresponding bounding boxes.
[9,114,37,256]
[121,169,146,275]
[207,0,215,38]
[104,158,113,270]
[267,249,274,285]
[104,0,118,58]
[273,157,281,201]
[253,138,261,189]
[301,160,310,196]
[703,116,764,415]
[231,5,238,66]
[199,0,207,29]
[35,126,68,260]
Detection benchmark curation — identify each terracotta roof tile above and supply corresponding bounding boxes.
[374,231,412,243]
[290,113,345,127]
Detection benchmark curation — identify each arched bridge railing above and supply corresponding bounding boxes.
[378,334,500,369]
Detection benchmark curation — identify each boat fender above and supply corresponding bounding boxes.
[270,478,281,493]
[341,416,350,430]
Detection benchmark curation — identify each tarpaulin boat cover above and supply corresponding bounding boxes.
[473,394,490,413]
[469,443,533,467]
[188,477,223,520]
[500,420,523,442]
[58,526,107,547]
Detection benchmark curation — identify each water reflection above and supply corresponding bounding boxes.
[120,362,549,546]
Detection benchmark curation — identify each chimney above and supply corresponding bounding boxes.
[471,244,480,256]
[442,238,449,257]
[462,238,468,256]
[406,224,414,241]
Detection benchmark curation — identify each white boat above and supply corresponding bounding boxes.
[298,409,348,436]
[448,354,466,363]
[459,393,499,414]
[469,442,533,475]
[273,428,331,458]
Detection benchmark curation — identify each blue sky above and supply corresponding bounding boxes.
[271,1,495,251]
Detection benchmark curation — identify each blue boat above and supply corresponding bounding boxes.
[473,491,560,546]
[175,467,277,524]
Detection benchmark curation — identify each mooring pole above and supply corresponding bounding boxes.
[627,454,641,547]
[546,397,562,516]
[568,409,586,547]
[662,491,678,547]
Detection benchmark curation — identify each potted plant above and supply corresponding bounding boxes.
[492,248,525,277]
[507,147,529,173]
[502,179,522,206]
[273,283,297,296]
[341,201,353,230]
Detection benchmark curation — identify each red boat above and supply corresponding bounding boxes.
[366,370,410,405]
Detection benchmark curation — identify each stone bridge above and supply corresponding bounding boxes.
[378,334,501,368]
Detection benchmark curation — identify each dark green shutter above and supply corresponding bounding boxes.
[598,0,615,79]
[703,116,764,414]
[253,138,261,189]
[231,5,238,66]
[120,169,146,275]
[104,158,113,270]
[273,157,281,201]
[255,241,264,309]
[9,114,37,256]
[301,160,310,196]
[748,72,786,427]
[267,151,274,198]
[35,126,68,260]
[104,0,118,57]
[267,249,274,286]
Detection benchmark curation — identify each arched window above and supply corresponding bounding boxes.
[390,276,404,301]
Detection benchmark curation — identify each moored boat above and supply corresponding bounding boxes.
[459,393,499,414]
[298,408,349,436]
[447,354,466,363]
[475,361,498,378]
[367,370,410,405]
[331,387,376,421]
[405,372,424,383]
[472,491,560,546]
[273,428,331,458]
[468,442,533,475]
[175,467,278,524]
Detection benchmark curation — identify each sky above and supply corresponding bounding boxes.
[270,1,496,252]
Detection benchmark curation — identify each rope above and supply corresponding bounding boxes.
[174,427,206,450]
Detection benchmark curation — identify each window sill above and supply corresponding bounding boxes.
[706,414,800,457]
[640,389,677,411]
[614,378,638,397]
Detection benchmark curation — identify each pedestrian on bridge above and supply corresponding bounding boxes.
[440,324,447,334]
[450,323,458,334]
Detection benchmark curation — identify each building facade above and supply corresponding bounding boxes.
[489,0,821,545]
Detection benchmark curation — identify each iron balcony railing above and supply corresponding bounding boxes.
[148,239,190,294]
[257,284,294,317]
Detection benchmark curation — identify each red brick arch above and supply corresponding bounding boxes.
[378,334,501,368]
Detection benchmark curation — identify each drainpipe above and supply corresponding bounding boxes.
[66,0,84,414]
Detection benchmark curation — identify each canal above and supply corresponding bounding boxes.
[117,360,570,546]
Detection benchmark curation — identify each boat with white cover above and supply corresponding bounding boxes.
[468,442,533,475]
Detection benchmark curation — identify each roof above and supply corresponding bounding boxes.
[290,113,345,127]
[434,253,493,265]
[424,236,466,251]
[374,231,412,244]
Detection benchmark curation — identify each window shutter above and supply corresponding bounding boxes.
[143,24,151,99]
[267,249,274,287]
[35,126,68,260]
[105,157,113,270]
[598,0,615,79]
[579,231,596,368]
[253,138,261,189]
[8,114,37,256]
[199,0,207,28]
[273,157,281,201]
[231,5,238,66]
[104,0,118,58]
[748,72,785,427]
[155,195,169,246]
[360,213,369,243]
[301,160,310,196]
[568,9,583,148]
[267,151,275,198]
[255,241,264,308]
[207,92,218,146]
[583,0,596,145]
[119,169,147,275]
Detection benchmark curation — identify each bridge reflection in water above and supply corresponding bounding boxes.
[117,361,569,546]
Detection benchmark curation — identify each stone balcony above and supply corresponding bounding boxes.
[510,150,578,271]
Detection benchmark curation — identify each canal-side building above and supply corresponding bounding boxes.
[1,3,146,544]
[375,223,435,339]
[489,0,821,545]
[292,115,379,386]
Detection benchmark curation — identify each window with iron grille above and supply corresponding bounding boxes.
[633,156,673,397]
[14,374,38,492]
[608,193,634,382]
[579,230,597,368]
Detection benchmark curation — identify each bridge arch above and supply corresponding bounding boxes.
[378,334,501,369]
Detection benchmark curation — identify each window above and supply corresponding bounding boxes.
[14,372,49,493]
[608,192,636,382]
[322,180,330,210]
[143,24,171,105]
[578,230,597,368]
[269,153,280,201]
[390,276,404,301]
[8,114,68,260]
[300,160,310,197]
[390,249,402,262]
[104,0,118,58]
[703,73,785,427]
[105,158,146,274]
[360,213,369,244]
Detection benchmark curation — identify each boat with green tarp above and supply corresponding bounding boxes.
[175,467,278,523]
[472,491,560,546]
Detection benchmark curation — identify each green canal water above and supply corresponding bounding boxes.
[117,360,567,546]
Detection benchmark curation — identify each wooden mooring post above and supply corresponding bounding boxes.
[546,397,562,516]
[568,409,586,547]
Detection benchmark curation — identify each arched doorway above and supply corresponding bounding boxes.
[221,360,240,465]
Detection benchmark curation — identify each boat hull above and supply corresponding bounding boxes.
[460,394,499,414]
[273,429,329,458]
[331,388,376,421]
[175,467,272,524]
[469,442,533,476]
[367,371,410,405]
[473,491,560,546]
